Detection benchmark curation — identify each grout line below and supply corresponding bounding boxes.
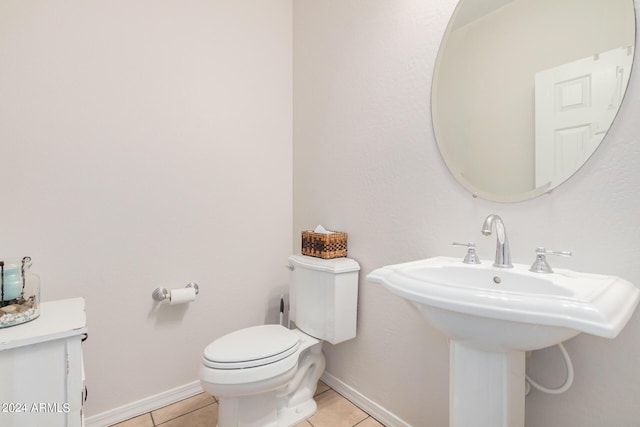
[314,388,331,398]
[154,402,217,427]
[354,416,381,426]
[121,384,376,427]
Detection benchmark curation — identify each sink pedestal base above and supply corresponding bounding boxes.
[450,341,525,427]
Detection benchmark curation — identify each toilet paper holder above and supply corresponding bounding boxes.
[152,282,200,302]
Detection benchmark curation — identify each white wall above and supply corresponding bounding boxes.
[293,1,640,426]
[0,0,292,416]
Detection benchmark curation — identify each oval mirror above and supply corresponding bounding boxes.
[432,0,636,202]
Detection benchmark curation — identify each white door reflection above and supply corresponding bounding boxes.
[535,46,633,189]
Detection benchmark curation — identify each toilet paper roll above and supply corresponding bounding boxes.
[169,287,196,305]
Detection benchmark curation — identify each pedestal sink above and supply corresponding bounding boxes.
[367,256,639,427]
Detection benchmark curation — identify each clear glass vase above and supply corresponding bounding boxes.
[0,256,40,328]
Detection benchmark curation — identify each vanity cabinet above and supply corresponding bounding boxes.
[0,298,87,427]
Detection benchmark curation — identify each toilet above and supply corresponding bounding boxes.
[199,254,360,427]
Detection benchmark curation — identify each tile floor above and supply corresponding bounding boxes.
[111,381,384,427]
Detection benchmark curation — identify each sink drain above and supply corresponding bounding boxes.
[493,276,502,284]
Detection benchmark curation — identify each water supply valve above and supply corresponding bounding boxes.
[452,242,482,265]
[529,247,572,273]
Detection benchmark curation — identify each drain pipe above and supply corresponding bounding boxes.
[525,342,574,395]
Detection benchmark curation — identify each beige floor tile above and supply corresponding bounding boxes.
[111,413,154,427]
[109,381,380,427]
[152,392,216,425]
[356,416,386,427]
[157,403,218,427]
[306,389,368,427]
[315,380,331,396]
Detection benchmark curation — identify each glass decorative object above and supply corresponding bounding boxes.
[0,256,40,328]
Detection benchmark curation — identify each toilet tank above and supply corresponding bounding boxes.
[288,255,360,345]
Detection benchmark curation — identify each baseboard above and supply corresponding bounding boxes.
[85,374,406,427]
[84,380,204,427]
[320,372,411,427]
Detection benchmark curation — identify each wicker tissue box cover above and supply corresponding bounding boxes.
[301,230,348,259]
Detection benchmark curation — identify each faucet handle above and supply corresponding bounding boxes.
[529,247,572,273]
[452,242,482,265]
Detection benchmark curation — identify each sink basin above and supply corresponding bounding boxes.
[368,256,640,427]
[368,256,639,351]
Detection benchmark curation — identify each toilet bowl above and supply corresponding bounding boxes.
[200,325,325,427]
[199,255,360,427]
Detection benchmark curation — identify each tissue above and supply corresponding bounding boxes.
[314,225,335,234]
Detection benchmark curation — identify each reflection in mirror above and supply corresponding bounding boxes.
[432,0,636,202]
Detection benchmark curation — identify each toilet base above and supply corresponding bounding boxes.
[216,390,318,427]
[276,398,317,427]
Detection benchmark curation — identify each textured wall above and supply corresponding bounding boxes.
[0,0,292,416]
[293,1,640,425]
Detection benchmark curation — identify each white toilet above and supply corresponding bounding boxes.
[199,254,360,427]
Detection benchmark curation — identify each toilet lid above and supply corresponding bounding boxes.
[203,324,300,369]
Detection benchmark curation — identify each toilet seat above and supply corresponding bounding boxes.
[203,324,300,369]
[200,326,320,387]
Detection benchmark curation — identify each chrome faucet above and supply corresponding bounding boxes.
[481,214,513,268]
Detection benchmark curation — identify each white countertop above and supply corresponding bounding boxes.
[0,297,87,351]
